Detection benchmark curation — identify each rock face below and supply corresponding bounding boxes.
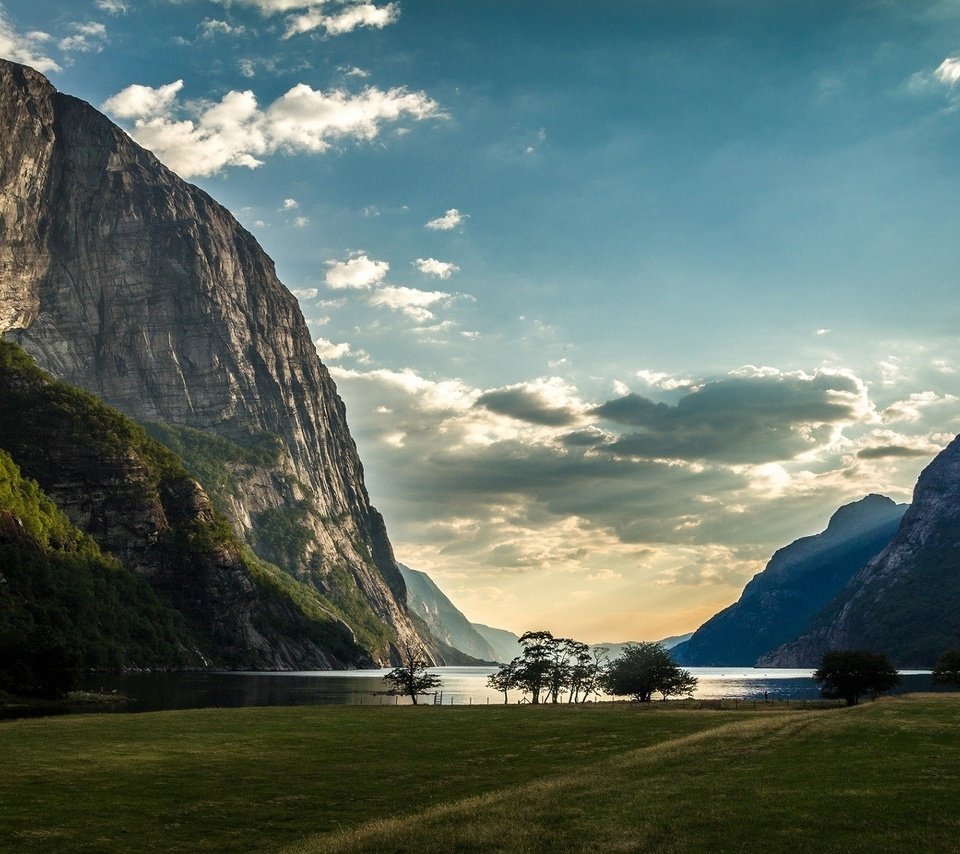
[673,495,906,666]
[0,59,427,664]
[760,438,960,668]
[398,564,499,662]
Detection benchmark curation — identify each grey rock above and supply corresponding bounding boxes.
[0,59,429,664]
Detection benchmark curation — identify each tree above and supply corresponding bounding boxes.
[813,649,900,706]
[382,644,442,705]
[486,660,517,704]
[932,649,960,689]
[602,642,695,703]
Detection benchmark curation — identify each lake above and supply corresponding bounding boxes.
[35,665,937,715]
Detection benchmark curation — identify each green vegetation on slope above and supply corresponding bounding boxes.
[1,697,958,853]
[0,340,368,668]
[0,450,194,695]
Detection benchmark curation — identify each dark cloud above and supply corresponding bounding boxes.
[857,445,932,460]
[476,387,579,426]
[560,427,611,447]
[591,374,862,463]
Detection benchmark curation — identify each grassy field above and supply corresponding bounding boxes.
[2,696,958,852]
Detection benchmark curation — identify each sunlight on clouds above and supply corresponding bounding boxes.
[314,337,352,360]
[102,80,444,177]
[0,10,60,72]
[425,208,467,230]
[324,254,389,289]
[935,57,960,86]
[413,258,460,279]
[284,3,400,39]
[368,286,453,322]
[59,22,108,54]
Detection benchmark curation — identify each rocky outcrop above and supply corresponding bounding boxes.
[760,437,960,668]
[398,564,500,662]
[0,59,427,664]
[673,495,906,666]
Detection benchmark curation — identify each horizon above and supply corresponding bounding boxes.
[3,0,960,642]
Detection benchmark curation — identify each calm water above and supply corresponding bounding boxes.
[22,665,932,716]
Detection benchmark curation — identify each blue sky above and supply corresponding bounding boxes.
[3,0,960,641]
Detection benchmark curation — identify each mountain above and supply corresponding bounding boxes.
[0,59,431,664]
[0,341,373,670]
[760,438,960,668]
[673,495,906,666]
[397,565,500,662]
[657,632,694,650]
[471,624,523,663]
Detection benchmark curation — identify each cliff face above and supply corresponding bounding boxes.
[760,437,960,668]
[673,495,906,666]
[0,59,425,664]
[398,564,500,662]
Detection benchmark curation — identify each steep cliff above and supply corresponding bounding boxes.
[0,59,426,663]
[398,564,500,662]
[0,341,369,669]
[760,437,960,668]
[673,495,906,666]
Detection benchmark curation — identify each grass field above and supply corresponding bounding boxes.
[2,695,958,852]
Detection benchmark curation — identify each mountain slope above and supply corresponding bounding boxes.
[760,438,960,667]
[0,59,428,663]
[673,495,906,666]
[397,565,499,662]
[470,623,522,663]
[0,340,371,669]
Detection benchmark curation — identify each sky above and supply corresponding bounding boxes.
[3,0,960,643]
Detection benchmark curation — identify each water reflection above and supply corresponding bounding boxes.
[41,666,934,716]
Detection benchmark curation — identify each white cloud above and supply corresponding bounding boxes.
[314,337,352,361]
[59,21,108,54]
[425,208,466,230]
[201,19,246,38]
[291,287,318,299]
[413,257,460,279]
[881,391,956,424]
[293,216,309,227]
[0,11,60,72]
[102,80,185,119]
[282,198,299,209]
[101,80,444,178]
[935,57,960,86]
[238,58,256,78]
[341,65,370,78]
[635,369,691,391]
[96,0,128,13]
[369,286,453,322]
[815,328,831,336]
[284,3,400,39]
[325,254,389,289]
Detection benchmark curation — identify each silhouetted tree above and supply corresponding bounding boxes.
[383,643,442,705]
[486,660,517,704]
[813,649,900,706]
[603,642,695,702]
[932,649,960,689]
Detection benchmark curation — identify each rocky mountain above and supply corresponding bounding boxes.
[0,59,431,664]
[398,565,499,662]
[0,341,369,671]
[471,623,523,663]
[673,495,906,666]
[760,438,960,668]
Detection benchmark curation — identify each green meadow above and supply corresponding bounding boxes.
[2,696,958,853]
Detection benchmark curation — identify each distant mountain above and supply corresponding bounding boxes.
[657,632,694,650]
[673,495,906,667]
[471,623,523,663]
[398,565,500,662]
[592,635,693,661]
[761,437,960,668]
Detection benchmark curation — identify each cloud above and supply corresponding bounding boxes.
[413,258,460,279]
[96,0,127,12]
[477,379,586,427]
[881,391,956,424]
[591,369,871,464]
[324,253,389,289]
[282,198,299,209]
[101,79,444,177]
[425,208,466,230]
[368,286,452,322]
[59,22,108,54]
[293,216,309,227]
[856,445,933,460]
[314,337,352,361]
[291,288,318,299]
[0,11,60,71]
[935,57,960,86]
[238,58,256,78]
[200,19,246,38]
[284,2,400,39]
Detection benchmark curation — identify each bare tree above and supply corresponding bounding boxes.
[383,643,442,705]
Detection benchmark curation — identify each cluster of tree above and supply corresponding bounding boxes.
[932,649,960,688]
[812,649,901,706]
[486,632,697,704]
